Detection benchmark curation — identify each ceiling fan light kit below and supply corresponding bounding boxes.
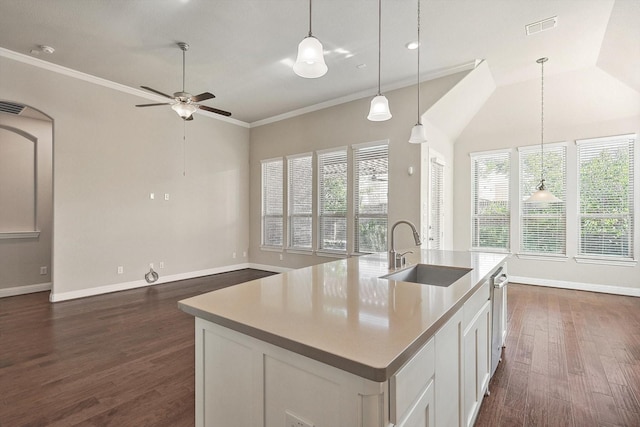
[294,0,328,78]
[135,42,231,120]
[367,0,392,122]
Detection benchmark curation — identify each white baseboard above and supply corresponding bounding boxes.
[49,263,258,302]
[509,275,640,297]
[0,282,52,298]
[248,263,292,274]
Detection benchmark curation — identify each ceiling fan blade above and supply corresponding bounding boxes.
[191,92,216,102]
[140,86,174,99]
[198,105,232,117]
[135,103,171,107]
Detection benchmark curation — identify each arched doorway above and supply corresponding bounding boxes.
[0,101,53,297]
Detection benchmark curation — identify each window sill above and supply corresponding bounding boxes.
[286,248,314,256]
[0,231,40,240]
[574,256,637,267]
[260,246,283,253]
[316,250,348,258]
[517,253,568,262]
[470,247,510,255]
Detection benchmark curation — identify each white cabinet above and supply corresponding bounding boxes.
[434,309,463,427]
[434,280,491,427]
[463,297,491,427]
[391,337,435,427]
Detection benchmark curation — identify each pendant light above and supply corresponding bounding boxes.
[408,0,427,143]
[367,0,392,121]
[525,57,560,203]
[293,0,328,78]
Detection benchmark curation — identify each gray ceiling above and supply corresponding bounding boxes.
[0,0,637,125]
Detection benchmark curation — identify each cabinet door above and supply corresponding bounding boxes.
[397,379,435,427]
[435,309,463,427]
[463,300,491,427]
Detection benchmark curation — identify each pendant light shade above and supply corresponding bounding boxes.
[294,36,327,78]
[525,57,560,203]
[171,102,197,119]
[409,123,427,143]
[293,0,327,78]
[408,0,427,144]
[368,95,392,121]
[368,0,392,121]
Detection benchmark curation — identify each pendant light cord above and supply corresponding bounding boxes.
[377,0,382,96]
[182,48,186,93]
[540,58,545,187]
[308,0,313,36]
[416,0,421,124]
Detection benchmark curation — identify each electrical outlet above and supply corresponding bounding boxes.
[164,193,170,201]
[150,192,155,200]
[233,252,236,259]
[279,254,283,261]
[159,261,165,269]
[243,251,247,257]
[149,263,154,269]
[285,411,314,427]
[40,266,47,275]
[117,266,124,274]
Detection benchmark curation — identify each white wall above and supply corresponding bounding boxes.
[454,66,640,294]
[0,54,251,301]
[249,71,467,270]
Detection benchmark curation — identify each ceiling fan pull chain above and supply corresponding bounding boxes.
[183,120,187,177]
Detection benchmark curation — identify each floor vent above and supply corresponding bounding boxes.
[0,101,25,115]
[525,16,558,36]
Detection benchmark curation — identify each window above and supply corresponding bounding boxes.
[519,144,566,255]
[318,149,348,252]
[429,157,445,249]
[577,135,635,259]
[353,142,388,253]
[287,154,313,250]
[261,158,283,248]
[471,151,510,251]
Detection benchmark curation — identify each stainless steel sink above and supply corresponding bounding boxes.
[381,264,472,287]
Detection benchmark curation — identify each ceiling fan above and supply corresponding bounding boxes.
[135,42,231,120]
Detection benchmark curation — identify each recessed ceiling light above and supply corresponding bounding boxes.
[356,63,367,69]
[405,41,419,50]
[30,45,55,55]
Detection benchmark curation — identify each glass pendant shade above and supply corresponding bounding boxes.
[293,36,328,78]
[408,123,427,144]
[525,186,561,203]
[367,95,392,121]
[172,102,197,119]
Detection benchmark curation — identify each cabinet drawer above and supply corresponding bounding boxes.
[390,337,435,423]
[463,280,490,330]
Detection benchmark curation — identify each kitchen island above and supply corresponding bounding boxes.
[179,250,507,427]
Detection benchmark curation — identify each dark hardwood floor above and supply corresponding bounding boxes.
[2,275,639,426]
[475,283,640,427]
[0,269,274,427]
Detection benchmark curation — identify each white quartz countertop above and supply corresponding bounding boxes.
[178,250,507,382]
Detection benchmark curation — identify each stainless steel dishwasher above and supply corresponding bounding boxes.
[490,265,509,378]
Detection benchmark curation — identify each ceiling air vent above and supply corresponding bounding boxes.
[526,16,558,36]
[0,101,25,115]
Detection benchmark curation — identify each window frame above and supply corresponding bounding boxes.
[352,140,389,255]
[470,149,511,253]
[517,142,567,257]
[575,134,636,263]
[286,153,314,252]
[260,157,284,250]
[317,147,349,256]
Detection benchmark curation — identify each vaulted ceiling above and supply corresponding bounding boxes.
[0,0,637,125]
